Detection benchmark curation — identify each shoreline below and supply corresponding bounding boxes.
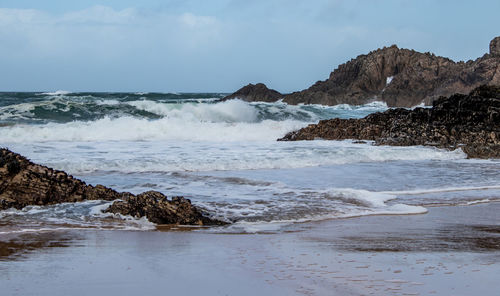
[1,202,499,295]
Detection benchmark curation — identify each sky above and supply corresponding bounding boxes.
[0,0,499,93]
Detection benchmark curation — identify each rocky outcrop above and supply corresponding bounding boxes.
[279,85,500,159]
[226,37,500,107]
[0,149,126,210]
[0,149,224,225]
[221,83,283,102]
[104,191,226,225]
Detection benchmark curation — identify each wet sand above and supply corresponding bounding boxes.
[1,203,499,296]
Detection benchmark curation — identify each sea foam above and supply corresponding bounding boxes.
[40,90,72,96]
[0,116,308,142]
[4,140,467,174]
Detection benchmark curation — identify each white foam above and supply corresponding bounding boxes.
[95,99,121,105]
[213,203,428,234]
[0,200,156,231]
[40,90,72,96]
[324,188,428,215]
[202,187,429,233]
[0,102,36,121]
[327,188,395,207]
[5,140,467,174]
[0,117,307,143]
[0,97,391,139]
[381,185,500,195]
[0,227,91,234]
[127,99,259,122]
[463,199,494,205]
[88,201,115,215]
[359,101,388,109]
[411,102,427,109]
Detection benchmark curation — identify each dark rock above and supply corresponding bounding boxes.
[0,149,125,210]
[226,37,500,107]
[221,83,283,102]
[0,149,225,225]
[104,191,226,225]
[279,85,500,159]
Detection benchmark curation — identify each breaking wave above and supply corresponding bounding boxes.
[0,93,388,142]
[0,116,308,142]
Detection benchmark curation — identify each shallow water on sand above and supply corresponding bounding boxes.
[1,204,499,296]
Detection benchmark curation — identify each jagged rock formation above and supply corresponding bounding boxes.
[104,191,226,225]
[279,85,500,159]
[0,149,225,225]
[225,37,500,107]
[221,83,283,102]
[0,149,126,209]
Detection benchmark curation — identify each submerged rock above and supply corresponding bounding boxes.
[279,85,500,159]
[221,83,283,102]
[0,149,225,225]
[225,37,500,107]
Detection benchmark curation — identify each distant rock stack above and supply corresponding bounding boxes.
[225,37,500,107]
[221,83,283,102]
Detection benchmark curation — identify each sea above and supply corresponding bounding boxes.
[1,91,499,234]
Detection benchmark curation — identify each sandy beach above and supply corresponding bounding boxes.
[1,202,498,296]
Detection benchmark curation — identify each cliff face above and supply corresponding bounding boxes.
[279,85,500,159]
[225,37,500,107]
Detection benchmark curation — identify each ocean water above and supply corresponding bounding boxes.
[1,91,499,233]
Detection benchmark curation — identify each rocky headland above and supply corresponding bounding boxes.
[278,85,500,159]
[0,148,225,225]
[224,37,500,107]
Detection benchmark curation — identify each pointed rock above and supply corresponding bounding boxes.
[222,83,282,102]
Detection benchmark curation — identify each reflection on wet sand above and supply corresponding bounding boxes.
[0,204,499,296]
[336,224,500,252]
[0,231,82,261]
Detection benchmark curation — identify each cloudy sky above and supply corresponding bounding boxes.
[0,0,498,92]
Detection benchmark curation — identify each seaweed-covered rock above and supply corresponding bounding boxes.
[279,85,500,159]
[104,191,226,225]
